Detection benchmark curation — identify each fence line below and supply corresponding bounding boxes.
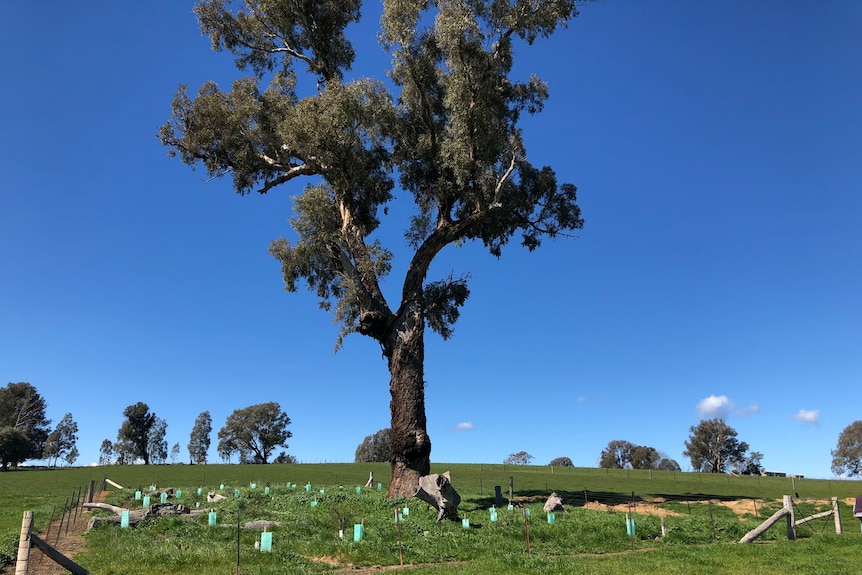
[14,480,98,575]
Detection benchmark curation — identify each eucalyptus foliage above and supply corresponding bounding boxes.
[161,0,585,495]
[831,420,862,477]
[355,428,391,463]
[0,382,51,469]
[42,412,79,467]
[116,402,157,465]
[188,410,213,464]
[683,419,751,474]
[217,401,292,464]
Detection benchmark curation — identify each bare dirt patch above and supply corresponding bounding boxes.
[717,499,762,517]
[331,561,469,574]
[582,500,683,517]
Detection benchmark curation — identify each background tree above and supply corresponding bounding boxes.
[831,420,862,477]
[354,428,391,463]
[99,439,114,465]
[42,413,79,467]
[113,438,135,465]
[147,417,169,464]
[599,440,634,469]
[655,456,681,472]
[188,410,212,464]
[683,419,749,473]
[504,451,534,465]
[217,402,292,464]
[162,0,584,497]
[629,445,660,470]
[731,450,764,475]
[117,402,157,464]
[548,456,573,467]
[274,451,298,464]
[170,442,181,464]
[65,445,79,466]
[0,428,31,471]
[0,382,52,468]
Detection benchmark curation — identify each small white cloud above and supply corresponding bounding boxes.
[736,403,760,417]
[577,396,587,404]
[792,409,820,425]
[696,395,732,420]
[451,422,474,432]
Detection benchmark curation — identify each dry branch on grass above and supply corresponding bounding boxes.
[83,502,206,529]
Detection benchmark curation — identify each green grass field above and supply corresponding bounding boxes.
[2,464,861,574]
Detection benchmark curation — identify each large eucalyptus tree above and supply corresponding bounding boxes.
[161,0,584,497]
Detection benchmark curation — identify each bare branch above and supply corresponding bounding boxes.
[492,153,517,207]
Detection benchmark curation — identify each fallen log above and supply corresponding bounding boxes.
[83,502,127,515]
[84,502,206,530]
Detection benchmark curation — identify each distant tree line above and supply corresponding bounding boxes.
[6,380,862,477]
[99,401,294,465]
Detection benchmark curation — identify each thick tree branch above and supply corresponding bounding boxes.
[336,199,394,338]
[256,163,317,194]
[401,211,483,311]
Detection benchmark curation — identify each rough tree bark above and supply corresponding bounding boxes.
[386,302,431,498]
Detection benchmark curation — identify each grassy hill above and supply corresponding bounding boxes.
[2,463,860,574]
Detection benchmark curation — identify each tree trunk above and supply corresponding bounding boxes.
[386,302,431,498]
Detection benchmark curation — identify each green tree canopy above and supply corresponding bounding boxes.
[217,402,292,464]
[147,417,169,465]
[355,428,391,463]
[117,402,157,465]
[504,451,533,465]
[655,457,681,472]
[0,428,32,471]
[599,440,634,469]
[188,411,213,464]
[548,456,573,467]
[42,413,79,467]
[113,438,136,465]
[599,440,668,470]
[161,0,584,496]
[0,382,51,469]
[831,420,862,477]
[629,445,660,470]
[731,450,764,476]
[683,419,750,473]
[99,439,114,465]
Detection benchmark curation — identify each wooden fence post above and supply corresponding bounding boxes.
[16,511,33,575]
[784,495,796,541]
[832,497,842,535]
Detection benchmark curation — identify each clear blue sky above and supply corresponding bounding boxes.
[1,1,860,478]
